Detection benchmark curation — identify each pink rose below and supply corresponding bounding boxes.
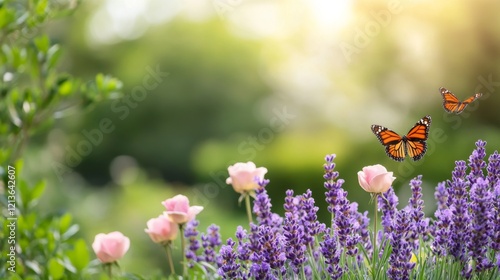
[92,231,130,263]
[357,164,396,193]
[145,214,179,243]
[162,194,203,224]
[226,162,268,194]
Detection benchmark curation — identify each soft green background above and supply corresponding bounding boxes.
[21,0,500,276]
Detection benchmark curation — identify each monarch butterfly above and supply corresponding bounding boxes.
[440,87,482,114]
[371,115,431,162]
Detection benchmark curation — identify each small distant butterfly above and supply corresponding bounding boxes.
[440,87,482,114]
[371,115,431,162]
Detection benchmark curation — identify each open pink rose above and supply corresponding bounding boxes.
[358,164,395,193]
[226,162,268,194]
[162,194,203,224]
[92,231,130,263]
[145,214,179,243]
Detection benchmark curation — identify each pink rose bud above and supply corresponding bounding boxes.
[226,162,268,194]
[357,164,396,193]
[145,214,179,243]
[92,231,130,263]
[162,194,203,224]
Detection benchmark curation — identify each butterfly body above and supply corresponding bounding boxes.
[440,87,482,114]
[371,115,431,162]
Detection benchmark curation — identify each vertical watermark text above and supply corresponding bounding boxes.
[6,165,17,273]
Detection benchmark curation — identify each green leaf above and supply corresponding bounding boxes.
[5,273,24,280]
[25,260,42,275]
[61,224,79,240]
[0,7,15,29]
[58,79,73,96]
[35,0,49,16]
[95,73,105,89]
[30,180,46,203]
[104,77,123,91]
[47,44,61,69]
[3,46,27,71]
[59,256,76,273]
[27,46,40,78]
[48,258,65,279]
[66,238,90,271]
[59,212,72,233]
[17,180,29,211]
[34,36,51,53]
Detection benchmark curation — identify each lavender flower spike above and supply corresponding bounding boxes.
[467,177,493,272]
[253,184,273,227]
[217,238,242,279]
[201,224,222,264]
[283,211,306,274]
[407,175,428,250]
[387,209,415,280]
[185,219,201,266]
[320,232,343,279]
[467,140,487,184]
[448,161,471,263]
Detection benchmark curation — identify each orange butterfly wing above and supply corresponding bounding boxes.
[404,115,431,161]
[371,115,431,162]
[371,125,406,162]
[440,87,482,114]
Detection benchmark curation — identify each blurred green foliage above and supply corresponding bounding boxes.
[0,0,122,278]
[3,0,500,277]
[58,18,272,186]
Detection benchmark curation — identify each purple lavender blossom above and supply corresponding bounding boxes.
[249,253,274,280]
[217,238,242,279]
[248,223,261,255]
[304,265,313,280]
[431,181,449,244]
[487,151,500,186]
[387,209,416,280]
[434,181,448,211]
[320,232,343,279]
[235,226,251,262]
[487,150,500,265]
[431,208,452,256]
[323,154,360,256]
[298,189,324,248]
[350,203,372,260]
[467,177,493,272]
[185,219,201,266]
[253,185,273,227]
[283,211,307,274]
[431,140,500,277]
[253,179,283,233]
[492,181,500,269]
[379,187,399,238]
[451,160,468,183]
[467,140,487,184]
[407,175,429,249]
[258,178,270,188]
[246,221,287,278]
[448,162,471,263]
[256,225,286,275]
[200,224,221,264]
[323,154,346,215]
[234,226,251,279]
[284,189,296,213]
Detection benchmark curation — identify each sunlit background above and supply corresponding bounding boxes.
[24,0,500,275]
